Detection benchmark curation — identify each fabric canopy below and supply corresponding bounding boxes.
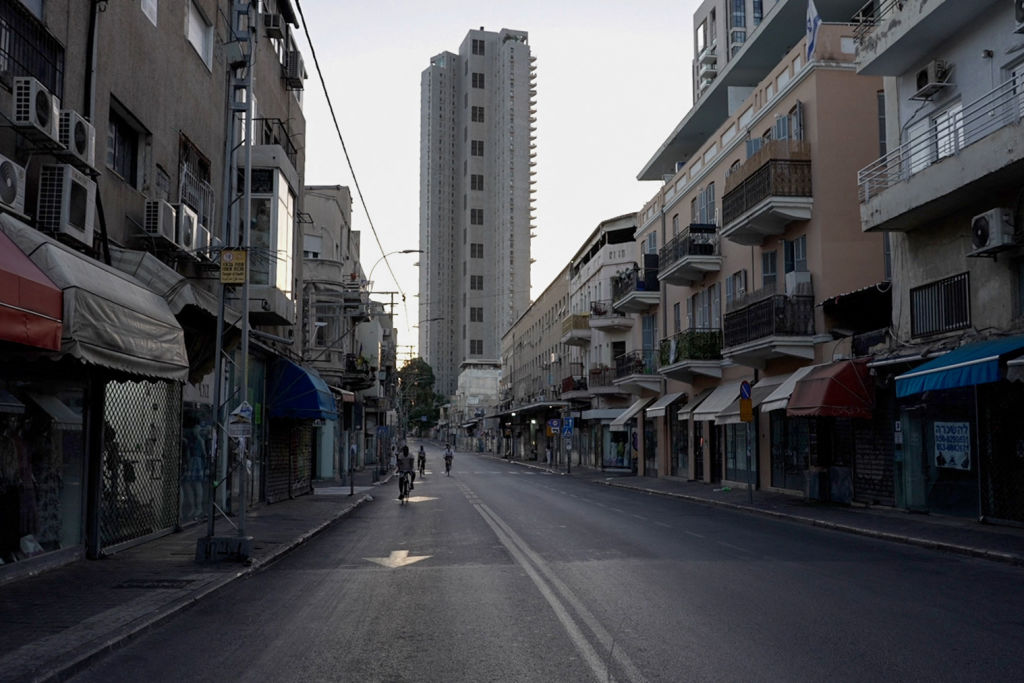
[609,397,653,431]
[678,388,713,419]
[1008,358,1024,384]
[895,336,1024,398]
[692,380,743,421]
[760,365,822,413]
[0,228,62,350]
[716,374,787,424]
[787,359,873,419]
[268,358,337,420]
[1,216,188,381]
[645,391,686,418]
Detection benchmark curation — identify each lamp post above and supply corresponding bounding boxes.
[367,249,423,288]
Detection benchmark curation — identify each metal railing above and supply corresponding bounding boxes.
[658,328,723,366]
[858,77,1024,202]
[588,365,616,388]
[560,313,591,336]
[254,118,299,169]
[659,224,720,269]
[614,349,658,379]
[723,295,815,348]
[910,271,970,338]
[722,159,813,226]
[612,267,660,301]
[851,0,904,43]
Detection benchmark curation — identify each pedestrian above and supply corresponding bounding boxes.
[545,445,551,465]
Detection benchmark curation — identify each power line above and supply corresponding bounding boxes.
[293,0,405,301]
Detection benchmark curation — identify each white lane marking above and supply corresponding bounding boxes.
[717,541,753,554]
[363,550,432,568]
[471,497,646,683]
[684,531,705,539]
[654,521,672,528]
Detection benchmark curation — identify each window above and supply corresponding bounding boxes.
[470,208,483,225]
[107,107,142,187]
[142,0,157,26]
[876,91,887,157]
[762,250,778,289]
[303,234,322,259]
[313,303,340,348]
[472,72,485,88]
[752,0,763,25]
[470,307,484,322]
[934,102,964,160]
[725,270,747,305]
[671,213,679,236]
[673,302,681,334]
[185,1,213,68]
[696,182,716,224]
[471,140,484,156]
[730,0,745,28]
[470,275,483,290]
[472,106,485,122]
[696,20,706,54]
[471,174,484,190]
[911,272,970,337]
[471,242,484,258]
[472,39,485,55]
[470,339,483,355]
[1017,262,1024,319]
[783,235,807,273]
[710,282,721,328]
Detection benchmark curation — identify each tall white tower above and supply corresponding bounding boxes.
[419,28,536,396]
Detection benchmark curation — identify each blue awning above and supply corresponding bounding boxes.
[268,358,337,420]
[895,336,1024,398]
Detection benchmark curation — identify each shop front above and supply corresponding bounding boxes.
[895,336,1024,522]
[608,397,652,472]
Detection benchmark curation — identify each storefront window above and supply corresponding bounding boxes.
[725,423,753,482]
[770,412,810,490]
[1,385,85,563]
[670,417,688,477]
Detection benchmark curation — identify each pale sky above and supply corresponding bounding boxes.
[294,1,699,357]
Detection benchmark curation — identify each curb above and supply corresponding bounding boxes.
[595,480,1024,568]
[36,493,374,683]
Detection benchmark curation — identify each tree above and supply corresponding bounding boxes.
[397,357,439,432]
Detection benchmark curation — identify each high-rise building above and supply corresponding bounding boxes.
[419,28,536,396]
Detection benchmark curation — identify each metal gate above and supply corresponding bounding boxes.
[101,380,182,550]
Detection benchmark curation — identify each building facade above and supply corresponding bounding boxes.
[419,28,536,396]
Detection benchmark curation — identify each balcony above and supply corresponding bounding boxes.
[560,313,591,346]
[658,328,723,382]
[613,350,664,395]
[340,352,375,391]
[588,365,628,396]
[721,140,813,246]
[589,300,633,331]
[659,224,722,286]
[612,258,660,314]
[722,289,816,367]
[560,364,589,400]
[853,0,975,76]
[858,76,1024,233]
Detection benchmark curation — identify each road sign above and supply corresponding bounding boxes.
[740,398,753,422]
[562,417,574,436]
[220,249,247,284]
[740,381,752,400]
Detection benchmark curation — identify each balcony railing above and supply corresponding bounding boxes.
[561,313,591,335]
[614,350,658,379]
[723,295,815,348]
[658,329,723,367]
[722,157,813,226]
[659,224,719,269]
[851,0,903,43]
[858,77,1024,203]
[560,375,588,393]
[254,118,299,169]
[588,365,616,388]
[612,267,659,300]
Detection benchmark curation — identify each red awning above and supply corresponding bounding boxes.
[0,230,62,350]
[786,359,874,419]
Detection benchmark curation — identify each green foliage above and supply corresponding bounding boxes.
[398,358,439,429]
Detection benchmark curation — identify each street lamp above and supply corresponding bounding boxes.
[367,249,423,287]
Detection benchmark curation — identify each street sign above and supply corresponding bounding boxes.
[220,249,247,284]
[562,417,574,437]
[227,420,252,438]
[740,398,753,422]
[740,381,752,400]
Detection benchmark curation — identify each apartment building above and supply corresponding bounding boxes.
[854,0,1024,522]
[0,1,336,570]
[419,28,537,397]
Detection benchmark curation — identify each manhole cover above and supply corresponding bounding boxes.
[116,579,194,589]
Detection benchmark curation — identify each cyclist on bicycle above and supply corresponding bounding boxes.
[397,448,415,500]
[443,444,453,476]
[417,445,426,476]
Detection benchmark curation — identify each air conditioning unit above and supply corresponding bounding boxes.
[284,50,305,90]
[195,225,211,259]
[785,270,812,295]
[12,77,60,145]
[58,109,96,169]
[175,203,199,252]
[969,208,1015,255]
[262,12,285,39]
[37,164,95,248]
[0,153,27,215]
[144,199,177,242]
[913,60,951,99]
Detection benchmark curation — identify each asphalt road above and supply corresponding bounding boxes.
[71,443,1024,682]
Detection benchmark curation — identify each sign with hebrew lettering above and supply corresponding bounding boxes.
[933,421,970,471]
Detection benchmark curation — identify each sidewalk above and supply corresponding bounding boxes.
[498,454,1024,566]
[0,468,389,683]
[3,457,1024,683]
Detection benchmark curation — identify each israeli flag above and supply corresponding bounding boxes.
[806,0,822,61]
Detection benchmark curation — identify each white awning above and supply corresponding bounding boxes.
[678,388,713,419]
[1,216,188,381]
[715,374,788,424]
[1009,358,1024,384]
[760,364,823,413]
[609,397,653,431]
[692,381,743,421]
[645,391,687,418]
[581,408,624,421]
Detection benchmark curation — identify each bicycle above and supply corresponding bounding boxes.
[398,470,412,502]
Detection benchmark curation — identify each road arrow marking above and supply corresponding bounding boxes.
[364,550,432,568]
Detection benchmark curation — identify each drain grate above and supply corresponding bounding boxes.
[115,578,195,589]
